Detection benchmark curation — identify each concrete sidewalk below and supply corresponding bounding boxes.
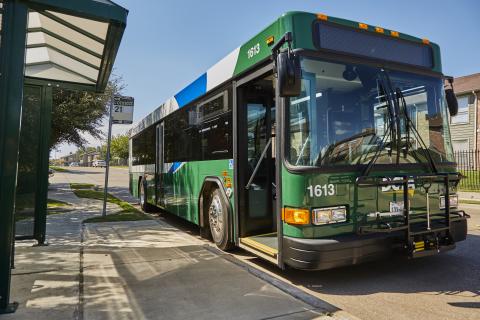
[5,182,350,320]
[458,191,480,201]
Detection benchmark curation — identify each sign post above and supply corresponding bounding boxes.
[102,95,134,217]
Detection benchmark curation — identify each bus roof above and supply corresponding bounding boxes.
[130,11,441,137]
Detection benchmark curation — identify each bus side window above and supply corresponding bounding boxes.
[199,111,232,160]
[163,89,232,163]
[132,126,155,165]
[197,91,232,160]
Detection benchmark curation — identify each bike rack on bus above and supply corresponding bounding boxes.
[354,172,470,254]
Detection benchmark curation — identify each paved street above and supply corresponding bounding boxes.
[52,166,135,203]
[53,167,480,320]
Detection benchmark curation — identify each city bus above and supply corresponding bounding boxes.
[129,11,469,270]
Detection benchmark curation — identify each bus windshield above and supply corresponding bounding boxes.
[287,57,454,168]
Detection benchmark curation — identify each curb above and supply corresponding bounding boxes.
[203,244,347,317]
[460,199,480,205]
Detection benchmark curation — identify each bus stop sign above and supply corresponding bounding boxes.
[112,95,134,124]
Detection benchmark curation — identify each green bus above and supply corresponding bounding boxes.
[129,11,469,270]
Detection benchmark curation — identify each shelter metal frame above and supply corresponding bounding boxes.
[0,0,127,313]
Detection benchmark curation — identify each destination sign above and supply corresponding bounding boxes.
[112,95,134,124]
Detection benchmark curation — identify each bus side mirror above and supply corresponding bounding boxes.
[277,51,301,97]
[445,88,458,116]
[444,76,458,116]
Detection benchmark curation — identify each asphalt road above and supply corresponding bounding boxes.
[56,166,480,320]
[52,166,135,203]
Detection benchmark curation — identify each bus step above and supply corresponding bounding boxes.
[240,233,278,258]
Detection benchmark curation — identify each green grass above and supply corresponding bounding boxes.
[15,208,70,222]
[457,170,480,192]
[70,183,95,190]
[15,198,72,222]
[50,166,70,172]
[71,187,151,223]
[47,198,71,209]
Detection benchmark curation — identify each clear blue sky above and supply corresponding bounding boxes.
[55,0,480,156]
[113,0,479,123]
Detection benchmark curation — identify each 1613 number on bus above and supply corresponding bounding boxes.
[307,184,335,197]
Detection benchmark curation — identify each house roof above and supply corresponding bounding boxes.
[453,73,480,95]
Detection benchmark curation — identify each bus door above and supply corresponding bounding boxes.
[156,122,165,208]
[236,71,278,259]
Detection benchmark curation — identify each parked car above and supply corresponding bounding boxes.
[92,160,107,168]
[69,162,79,167]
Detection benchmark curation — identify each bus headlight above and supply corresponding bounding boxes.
[439,195,458,209]
[312,206,347,225]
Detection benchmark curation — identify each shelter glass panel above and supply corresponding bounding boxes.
[15,85,43,238]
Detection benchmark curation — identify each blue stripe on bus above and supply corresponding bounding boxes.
[168,162,185,174]
[174,73,207,108]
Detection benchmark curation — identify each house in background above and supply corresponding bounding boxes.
[80,150,101,167]
[60,153,80,166]
[449,73,480,152]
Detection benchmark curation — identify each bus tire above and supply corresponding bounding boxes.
[208,188,234,251]
[139,179,155,213]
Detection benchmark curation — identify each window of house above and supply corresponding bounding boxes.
[451,95,469,124]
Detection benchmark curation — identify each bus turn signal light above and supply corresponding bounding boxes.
[283,208,310,225]
[358,23,368,30]
[390,30,399,37]
[266,36,274,46]
[317,13,328,21]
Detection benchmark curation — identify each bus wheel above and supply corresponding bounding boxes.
[139,179,154,213]
[208,189,233,251]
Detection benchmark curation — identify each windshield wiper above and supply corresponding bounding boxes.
[295,135,310,165]
[384,72,403,165]
[395,88,438,174]
[361,74,397,176]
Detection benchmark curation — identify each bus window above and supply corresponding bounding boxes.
[163,90,232,163]
[198,92,232,160]
[200,112,232,159]
[132,126,155,165]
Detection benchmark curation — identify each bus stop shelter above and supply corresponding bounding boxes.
[0,0,128,313]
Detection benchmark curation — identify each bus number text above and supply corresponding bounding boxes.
[247,43,260,59]
[307,184,335,197]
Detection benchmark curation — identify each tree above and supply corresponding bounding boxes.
[110,134,129,160]
[49,76,125,150]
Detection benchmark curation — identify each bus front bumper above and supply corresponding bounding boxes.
[283,234,396,270]
[283,218,467,270]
